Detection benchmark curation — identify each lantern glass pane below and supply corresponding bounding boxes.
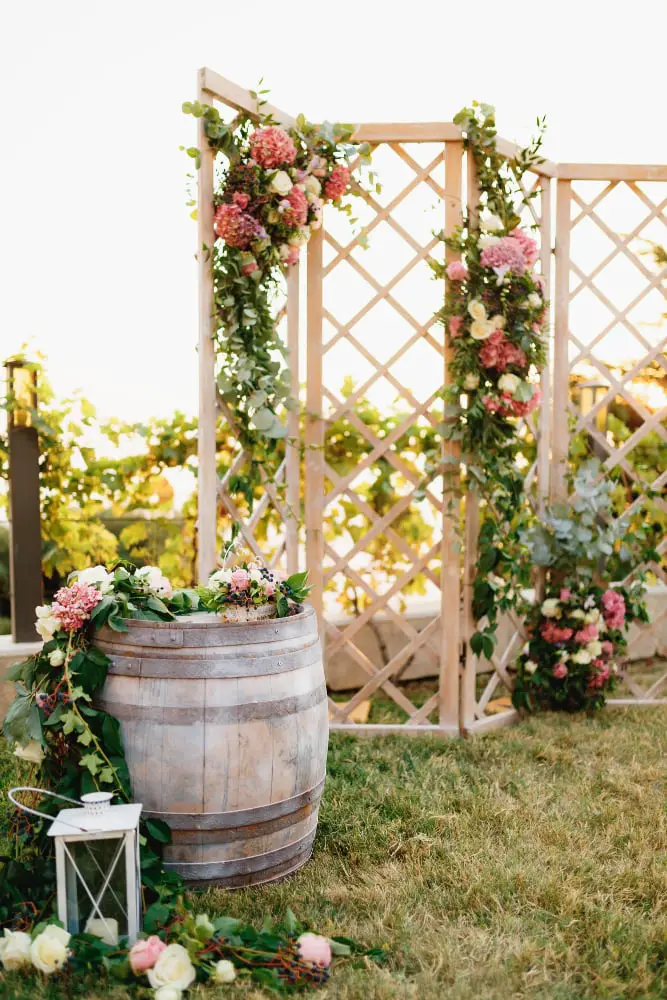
[64,836,129,944]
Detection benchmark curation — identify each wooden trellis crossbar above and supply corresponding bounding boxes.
[196,68,667,731]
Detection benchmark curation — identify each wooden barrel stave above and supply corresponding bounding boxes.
[95,607,327,886]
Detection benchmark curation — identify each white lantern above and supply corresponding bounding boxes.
[10,788,142,945]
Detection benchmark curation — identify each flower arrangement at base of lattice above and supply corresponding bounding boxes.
[513,460,656,712]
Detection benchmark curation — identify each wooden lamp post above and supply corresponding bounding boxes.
[5,357,43,642]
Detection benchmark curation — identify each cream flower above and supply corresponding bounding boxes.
[74,565,114,593]
[480,211,504,232]
[587,640,603,658]
[528,292,542,309]
[153,989,182,1000]
[463,373,480,390]
[470,319,495,341]
[214,959,237,983]
[209,568,233,590]
[478,234,501,250]
[304,175,321,197]
[488,573,506,590]
[136,566,173,599]
[584,609,601,624]
[268,170,293,196]
[30,925,71,975]
[288,227,311,247]
[541,599,561,619]
[524,660,538,675]
[49,648,66,667]
[571,609,586,620]
[572,649,592,665]
[491,314,506,330]
[467,299,487,321]
[147,944,196,992]
[14,740,45,765]
[0,929,32,970]
[498,373,520,394]
[35,605,59,642]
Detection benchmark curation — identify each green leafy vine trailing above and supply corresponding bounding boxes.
[182,92,374,482]
[432,102,548,660]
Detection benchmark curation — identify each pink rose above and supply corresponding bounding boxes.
[560,588,571,601]
[552,663,568,679]
[574,624,599,645]
[296,933,332,969]
[129,936,166,974]
[230,568,250,592]
[232,191,250,209]
[446,260,469,281]
[265,581,276,597]
[449,316,464,338]
[241,257,259,276]
[601,640,614,658]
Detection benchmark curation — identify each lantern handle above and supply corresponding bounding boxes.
[7,786,93,833]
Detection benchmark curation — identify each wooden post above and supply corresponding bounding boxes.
[439,141,463,732]
[552,179,572,502]
[537,177,552,515]
[196,70,218,584]
[305,229,325,639]
[461,152,481,731]
[285,264,300,574]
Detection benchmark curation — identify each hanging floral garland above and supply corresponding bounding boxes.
[434,103,548,659]
[183,96,373,465]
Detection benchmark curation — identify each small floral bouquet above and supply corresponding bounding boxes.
[513,583,649,711]
[199,563,312,623]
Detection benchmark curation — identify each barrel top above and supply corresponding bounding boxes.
[117,605,315,630]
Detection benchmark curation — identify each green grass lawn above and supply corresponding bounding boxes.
[1,708,666,999]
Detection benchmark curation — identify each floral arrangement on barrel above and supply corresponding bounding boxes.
[199,563,312,622]
[431,102,548,661]
[183,94,374,453]
[0,904,378,996]
[513,461,656,711]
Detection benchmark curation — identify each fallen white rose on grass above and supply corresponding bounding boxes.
[30,925,71,975]
[147,943,196,992]
[153,988,183,1000]
[0,929,32,970]
[14,740,45,765]
[214,959,237,983]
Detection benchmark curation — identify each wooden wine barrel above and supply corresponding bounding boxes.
[94,607,327,888]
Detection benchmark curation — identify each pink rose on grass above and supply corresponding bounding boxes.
[446,260,469,281]
[296,933,332,968]
[324,164,350,202]
[552,663,568,679]
[601,590,625,630]
[249,126,297,169]
[449,316,464,339]
[129,936,166,974]
[560,588,572,601]
[230,568,250,592]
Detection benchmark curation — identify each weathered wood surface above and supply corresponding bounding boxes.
[95,607,328,887]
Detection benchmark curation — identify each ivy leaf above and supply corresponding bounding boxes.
[70,686,92,703]
[77,729,93,746]
[80,753,103,777]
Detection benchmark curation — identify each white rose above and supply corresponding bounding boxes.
[541,599,561,619]
[49,648,66,667]
[147,944,196,992]
[584,609,600,624]
[480,212,503,232]
[524,660,538,675]
[0,929,32,970]
[249,568,263,584]
[304,175,321,196]
[463,373,479,390]
[214,959,237,983]
[136,566,173,599]
[478,234,500,250]
[268,170,292,196]
[288,227,310,247]
[35,605,59,641]
[30,925,71,975]
[14,740,45,765]
[209,568,232,590]
[572,649,592,665]
[587,640,603,658]
[491,314,506,330]
[469,319,495,341]
[488,573,505,590]
[74,565,113,593]
[278,243,292,260]
[571,609,586,620]
[498,373,520,395]
[267,208,279,224]
[528,292,542,309]
[154,989,182,1000]
[467,299,487,321]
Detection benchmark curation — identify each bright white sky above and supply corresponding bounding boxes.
[1,0,665,425]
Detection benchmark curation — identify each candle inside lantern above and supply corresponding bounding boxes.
[86,917,119,946]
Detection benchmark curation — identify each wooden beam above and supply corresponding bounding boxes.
[200,67,295,125]
[196,70,218,584]
[551,180,572,503]
[558,163,667,181]
[285,265,300,575]
[329,723,460,738]
[353,122,463,143]
[305,229,325,641]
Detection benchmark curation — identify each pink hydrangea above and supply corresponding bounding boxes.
[214,203,261,249]
[601,590,625,630]
[560,588,572,601]
[281,187,308,227]
[249,126,297,169]
[324,164,350,201]
[574,623,599,645]
[52,582,103,632]
[478,331,527,372]
[510,227,539,268]
[541,621,574,643]
[446,260,469,281]
[449,316,464,338]
[552,663,568,679]
[480,237,527,278]
[230,568,250,592]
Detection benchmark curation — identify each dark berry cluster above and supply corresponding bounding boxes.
[36,690,70,716]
